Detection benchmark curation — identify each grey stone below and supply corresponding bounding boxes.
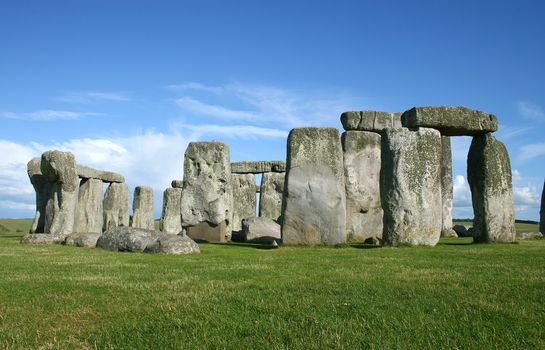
[259,172,285,222]
[96,226,158,252]
[171,180,183,188]
[440,136,457,237]
[144,234,200,254]
[231,161,286,173]
[231,173,257,232]
[255,185,261,193]
[380,128,443,246]
[364,236,382,245]
[342,131,383,242]
[75,178,103,233]
[452,225,469,237]
[76,164,125,183]
[401,106,498,136]
[340,111,402,132]
[186,221,227,242]
[281,127,346,245]
[27,157,51,233]
[64,232,101,247]
[467,133,515,243]
[131,186,155,230]
[160,188,183,234]
[20,233,66,244]
[515,231,543,240]
[242,217,281,243]
[181,141,233,242]
[540,181,544,234]
[103,182,130,230]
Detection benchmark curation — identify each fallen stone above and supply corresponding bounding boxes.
[440,136,457,237]
[27,157,51,233]
[381,128,443,246]
[242,217,281,244]
[231,173,257,232]
[75,178,103,233]
[103,182,130,230]
[342,131,383,242]
[144,234,200,254]
[131,186,155,230]
[515,231,543,240]
[401,106,498,136]
[340,111,402,132]
[231,161,286,174]
[259,172,285,222]
[467,133,515,243]
[186,221,227,243]
[452,225,470,237]
[281,127,346,245]
[76,164,125,183]
[64,232,101,247]
[97,226,159,252]
[171,180,183,188]
[160,188,183,234]
[20,233,66,244]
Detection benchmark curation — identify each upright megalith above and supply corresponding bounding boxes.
[259,172,285,222]
[131,186,154,230]
[231,173,256,232]
[342,131,383,242]
[281,127,346,245]
[41,150,79,236]
[380,128,443,246]
[27,157,51,233]
[160,187,182,234]
[540,181,545,234]
[467,133,515,243]
[181,141,233,242]
[75,178,103,233]
[440,136,456,237]
[103,182,130,230]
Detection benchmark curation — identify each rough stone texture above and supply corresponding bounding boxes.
[340,111,402,132]
[144,234,200,254]
[540,181,545,234]
[171,180,183,188]
[440,136,457,237]
[452,225,469,237]
[281,127,346,245]
[20,233,66,244]
[160,188,183,234]
[380,128,443,246]
[131,186,155,230]
[401,106,498,136]
[231,173,256,232]
[41,151,79,236]
[27,157,51,233]
[259,172,285,222]
[76,164,125,183]
[103,182,130,230]
[64,232,101,247]
[181,141,233,242]
[341,131,383,242]
[75,178,104,233]
[242,217,281,243]
[231,161,286,173]
[467,133,515,243]
[97,226,158,252]
[516,231,543,240]
[186,221,227,242]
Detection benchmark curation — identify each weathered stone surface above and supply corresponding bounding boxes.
[181,141,233,241]
[76,164,125,183]
[341,131,383,242]
[131,186,155,230]
[171,180,183,188]
[231,161,286,174]
[75,178,103,233]
[516,231,543,240]
[242,217,281,243]
[440,136,457,237]
[231,173,256,232]
[160,188,182,234]
[452,225,469,237]
[27,157,51,233]
[540,181,545,234]
[103,182,130,230]
[401,106,498,136]
[97,226,158,252]
[186,221,227,242]
[281,128,346,245]
[340,111,402,132]
[259,172,285,222]
[380,128,443,246]
[20,233,65,244]
[144,234,200,254]
[41,151,79,236]
[467,133,515,243]
[64,232,101,247]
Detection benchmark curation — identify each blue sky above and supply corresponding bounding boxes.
[1,0,544,220]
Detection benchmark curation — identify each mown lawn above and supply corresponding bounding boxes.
[0,219,543,349]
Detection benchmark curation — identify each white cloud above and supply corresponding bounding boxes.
[0,110,104,121]
[518,101,545,122]
[453,175,472,208]
[166,82,225,94]
[513,184,540,206]
[518,142,545,161]
[176,96,260,122]
[58,91,131,103]
[173,123,288,140]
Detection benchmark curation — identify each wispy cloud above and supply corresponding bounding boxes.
[518,142,545,161]
[167,82,224,94]
[173,123,288,140]
[176,96,259,122]
[518,101,545,122]
[0,110,104,121]
[58,91,131,103]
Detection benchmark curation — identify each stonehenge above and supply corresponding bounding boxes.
[24,104,519,249]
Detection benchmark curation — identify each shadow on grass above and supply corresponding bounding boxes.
[199,242,279,250]
[349,243,382,250]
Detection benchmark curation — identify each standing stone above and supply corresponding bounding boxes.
[467,133,515,243]
[380,128,443,246]
[160,187,183,234]
[281,128,346,245]
[259,172,285,222]
[75,178,103,233]
[27,157,51,233]
[540,181,545,234]
[342,131,383,242]
[440,136,457,237]
[103,182,130,230]
[41,150,79,236]
[131,186,155,230]
[181,142,233,242]
[231,173,256,232]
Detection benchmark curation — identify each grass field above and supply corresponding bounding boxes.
[0,219,543,349]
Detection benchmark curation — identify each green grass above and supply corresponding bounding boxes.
[1,219,544,349]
